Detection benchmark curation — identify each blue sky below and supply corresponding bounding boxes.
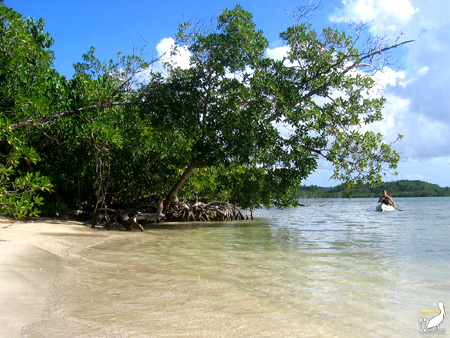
[5,0,450,187]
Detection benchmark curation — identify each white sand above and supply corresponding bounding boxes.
[0,218,111,338]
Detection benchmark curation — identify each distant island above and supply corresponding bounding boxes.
[296,180,450,198]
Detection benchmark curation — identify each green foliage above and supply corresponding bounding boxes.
[1,4,406,217]
[31,49,152,213]
[0,120,52,218]
[0,4,151,216]
[141,5,403,209]
[0,4,55,217]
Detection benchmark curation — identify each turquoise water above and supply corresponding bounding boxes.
[34,197,450,337]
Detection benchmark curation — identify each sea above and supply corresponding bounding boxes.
[24,197,450,337]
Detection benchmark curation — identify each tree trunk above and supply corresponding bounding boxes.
[164,162,200,211]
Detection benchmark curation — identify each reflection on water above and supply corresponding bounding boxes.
[26,198,450,337]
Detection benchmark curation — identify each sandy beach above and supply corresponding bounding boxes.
[0,218,307,338]
[0,217,113,338]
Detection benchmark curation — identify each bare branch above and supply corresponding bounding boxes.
[287,0,322,24]
[9,100,140,130]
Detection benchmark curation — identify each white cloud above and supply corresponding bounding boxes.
[373,67,406,88]
[326,0,450,187]
[396,157,450,187]
[371,95,409,135]
[330,0,418,35]
[418,66,429,75]
[265,45,290,60]
[155,37,192,73]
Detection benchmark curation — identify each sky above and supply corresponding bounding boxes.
[4,0,450,187]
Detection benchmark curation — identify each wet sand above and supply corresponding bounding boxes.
[0,218,307,338]
[0,218,112,338]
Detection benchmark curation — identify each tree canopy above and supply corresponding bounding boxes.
[0,3,408,218]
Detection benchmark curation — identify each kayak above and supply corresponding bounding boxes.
[376,203,395,211]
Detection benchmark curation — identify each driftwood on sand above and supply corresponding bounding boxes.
[91,208,144,231]
[135,199,165,223]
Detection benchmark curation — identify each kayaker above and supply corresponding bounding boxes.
[378,190,396,208]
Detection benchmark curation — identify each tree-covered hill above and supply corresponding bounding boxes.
[296,180,450,198]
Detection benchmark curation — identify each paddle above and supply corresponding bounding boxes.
[395,207,403,211]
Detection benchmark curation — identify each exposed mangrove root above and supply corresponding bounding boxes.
[90,197,251,231]
[91,208,143,231]
[166,198,250,222]
[135,199,165,224]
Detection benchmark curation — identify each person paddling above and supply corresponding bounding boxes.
[378,189,396,208]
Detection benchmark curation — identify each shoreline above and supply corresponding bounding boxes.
[0,217,304,338]
[1,203,437,337]
[0,218,112,338]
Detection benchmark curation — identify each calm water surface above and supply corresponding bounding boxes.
[28,197,450,337]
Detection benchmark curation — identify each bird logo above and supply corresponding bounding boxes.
[419,301,446,333]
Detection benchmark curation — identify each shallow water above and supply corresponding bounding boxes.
[24,197,450,337]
